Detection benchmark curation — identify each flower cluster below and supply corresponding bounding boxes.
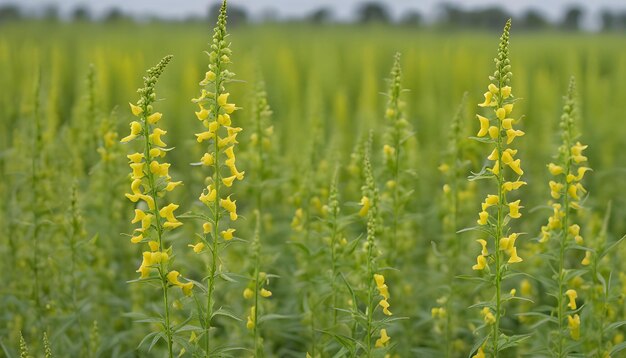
[374,274,392,316]
[243,271,272,330]
[472,19,525,272]
[121,55,191,296]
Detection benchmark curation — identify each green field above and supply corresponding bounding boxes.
[1,13,626,358]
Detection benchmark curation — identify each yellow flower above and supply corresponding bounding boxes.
[478,91,495,107]
[568,184,579,200]
[199,185,217,205]
[506,128,525,144]
[130,233,143,244]
[195,131,215,143]
[502,180,526,192]
[568,314,580,340]
[202,222,213,234]
[148,240,159,251]
[220,195,237,219]
[489,160,500,175]
[581,251,592,266]
[508,200,522,218]
[548,163,563,176]
[188,242,205,253]
[260,288,272,298]
[150,128,167,147]
[549,180,563,199]
[472,255,487,270]
[508,247,523,263]
[508,159,524,176]
[477,115,489,137]
[243,288,253,299]
[195,107,210,121]
[488,83,499,94]
[129,102,143,116]
[571,142,588,163]
[218,113,231,126]
[149,161,170,177]
[147,112,162,124]
[130,162,145,179]
[487,148,498,160]
[379,299,392,315]
[488,126,499,139]
[503,103,514,114]
[167,270,183,286]
[222,175,237,187]
[471,346,486,358]
[496,107,506,120]
[121,121,142,142]
[359,196,371,217]
[565,289,578,310]
[159,203,182,229]
[568,224,583,244]
[502,118,514,130]
[181,282,193,296]
[477,211,489,225]
[165,181,182,192]
[136,251,153,278]
[481,307,496,324]
[374,274,390,300]
[477,239,488,256]
[246,306,256,329]
[221,228,235,241]
[501,86,512,98]
[127,152,144,163]
[375,329,390,348]
[570,167,591,182]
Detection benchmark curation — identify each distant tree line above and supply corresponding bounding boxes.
[1,1,626,32]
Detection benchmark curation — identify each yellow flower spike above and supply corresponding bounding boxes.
[359,196,371,217]
[568,314,581,340]
[477,239,488,256]
[477,115,490,137]
[506,129,525,144]
[243,288,253,299]
[565,289,578,310]
[130,234,143,244]
[217,113,231,126]
[496,107,506,120]
[508,200,522,218]
[202,222,213,234]
[478,91,494,107]
[502,180,526,192]
[129,102,143,116]
[472,255,487,270]
[581,251,592,266]
[502,118,514,130]
[488,126,499,139]
[481,307,496,324]
[508,159,524,176]
[195,107,210,121]
[127,152,144,163]
[147,112,162,124]
[488,83,499,94]
[487,148,498,160]
[150,128,167,147]
[165,181,182,192]
[501,86,512,98]
[379,299,392,316]
[548,163,564,176]
[260,288,272,298]
[188,242,205,253]
[375,329,391,348]
[222,175,237,187]
[477,211,489,225]
[503,103,514,114]
[195,131,215,143]
[508,247,523,263]
[200,153,215,166]
[221,228,235,241]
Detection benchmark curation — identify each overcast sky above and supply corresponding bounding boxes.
[3,0,626,28]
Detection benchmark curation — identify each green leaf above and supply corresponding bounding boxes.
[212,307,242,321]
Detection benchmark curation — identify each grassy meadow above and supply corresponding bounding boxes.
[1,9,626,358]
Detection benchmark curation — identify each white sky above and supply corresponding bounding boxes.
[3,0,626,28]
